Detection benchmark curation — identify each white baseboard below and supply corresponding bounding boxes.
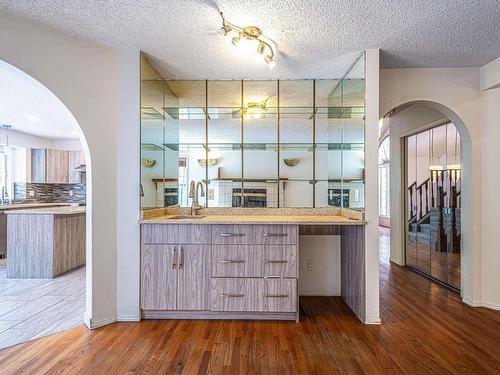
[364,317,381,324]
[116,314,141,322]
[89,316,117,329]
[482,301,500,311]
[462,298,500,311]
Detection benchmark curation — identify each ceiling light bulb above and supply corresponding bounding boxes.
[264,55,276,70]
[231,35,241,46]
[217,27,227,38]
[257,42,265,55]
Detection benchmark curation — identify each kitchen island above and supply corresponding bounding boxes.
[6,206,85,278]
[0,202,72,258]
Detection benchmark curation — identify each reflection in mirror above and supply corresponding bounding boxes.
[140,52,366,210]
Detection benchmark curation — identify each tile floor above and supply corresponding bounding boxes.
[0,259,85,349]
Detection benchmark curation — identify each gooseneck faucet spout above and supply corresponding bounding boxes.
[188,180,206,216]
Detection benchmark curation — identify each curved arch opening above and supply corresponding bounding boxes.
[0,59,92,348]
[381,100,472,298]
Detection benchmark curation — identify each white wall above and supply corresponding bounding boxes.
[0,128,82,151]
[0,11,119,327]
[380,67,484,308]
[364,49,380,323]
[479,57,500,310]
[116,49,141,321]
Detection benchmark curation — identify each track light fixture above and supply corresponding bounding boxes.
[218,12,277,70]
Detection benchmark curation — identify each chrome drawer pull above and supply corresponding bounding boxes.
[264,260,288,264]
[179,246,184,270]
[172,246,177,269]
[220,233,246,237]
[220,293,244,298]
[264,275,283,279]
[220,260,246,264]
[264,233,287,237]
[264,294,289,298]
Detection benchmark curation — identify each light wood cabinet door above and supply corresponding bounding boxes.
[177,245,210,310]
[31,149,46,183]
[68,150,85,183]
[46,149,69,183]
[141,245,177,310]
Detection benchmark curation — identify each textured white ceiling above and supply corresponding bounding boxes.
[0,0,499,79]
[0,61,79,140]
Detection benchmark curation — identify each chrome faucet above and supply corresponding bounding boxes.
[188,180,205,216]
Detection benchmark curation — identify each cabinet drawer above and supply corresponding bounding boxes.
[210,278,297,313]
[253,225,298,245]
[210,278,261,312]
[178,225,211,244]
[211,245,263,277]
[142,224,178,244]
[212,225,251,245]
[263,245,298,278]
[262,278,297,313]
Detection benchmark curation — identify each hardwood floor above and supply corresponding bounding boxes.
[0,260,84,349]
[0,228,499,374]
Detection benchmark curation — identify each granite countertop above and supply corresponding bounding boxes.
[0,203,71,211]
[140,214,365,225]
[5,206,86,215]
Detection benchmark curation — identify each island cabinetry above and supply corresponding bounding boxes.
[140,225,210,311]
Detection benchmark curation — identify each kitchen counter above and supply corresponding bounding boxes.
[5,206,86,215]
[0,202,71,211]
[140,214,365,225]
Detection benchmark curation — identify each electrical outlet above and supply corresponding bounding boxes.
[69,190,74,197]
[29,191,35,197]
[306,259,316,272]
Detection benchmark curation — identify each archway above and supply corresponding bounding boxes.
[382,100,473,301]
[0,59,92,346]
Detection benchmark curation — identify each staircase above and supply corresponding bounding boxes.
[408,177,460,253]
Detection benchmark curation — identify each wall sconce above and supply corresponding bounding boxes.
[217,12,277,70]
[283,158,299,167]
[141,159,156,168]
[198,158,219,167]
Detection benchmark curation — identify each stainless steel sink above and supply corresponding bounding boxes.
[168,215,206,220]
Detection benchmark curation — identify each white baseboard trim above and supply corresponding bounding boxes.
[462,298,500,311]
[89,316,117,329]
[116,314,141,322]
[482,301,500,311]
[364,317,381,324]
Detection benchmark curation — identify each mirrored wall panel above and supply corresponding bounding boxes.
[140,53,365,209]
[405,122,461,290]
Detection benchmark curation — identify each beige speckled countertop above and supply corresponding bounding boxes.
[140,214,365,225]
[5,206,86,215]
[0,203,71,211]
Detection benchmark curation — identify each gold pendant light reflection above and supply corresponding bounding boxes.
[217,12,277,70]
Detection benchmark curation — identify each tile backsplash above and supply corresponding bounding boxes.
[14,183,86,203]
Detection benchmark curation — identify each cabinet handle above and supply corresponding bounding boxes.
[220,260,245,264]
[264,233,287,237]
[220,233,246,237]
[264,260,288,264]
[179,246,184,270]
[264,275,283,279]
[264,294,289,298]
[172,246,177,269]
[220,293,245,298]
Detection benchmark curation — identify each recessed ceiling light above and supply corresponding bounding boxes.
[26,115,39,122]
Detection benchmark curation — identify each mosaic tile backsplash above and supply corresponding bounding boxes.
[14,183,86,203]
